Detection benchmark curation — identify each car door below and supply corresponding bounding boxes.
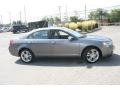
[27,30,52,56]
[50,29,80,56]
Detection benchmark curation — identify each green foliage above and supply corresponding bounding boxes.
[88,8,108,21]
[77,22,82,30]
[89,8,120,23]
[70,16,79,22]
[12,21,23,25]
[54,17,60,24]
[64,20,98,32]
[42,16,61,25]
[42,16,54,25]
[68,22,78,30]
[109,9,120,22]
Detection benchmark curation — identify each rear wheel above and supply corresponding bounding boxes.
[20,49,34,63]
[13,31,16,34]
[82,47,100,63]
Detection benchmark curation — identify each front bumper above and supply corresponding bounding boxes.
[101,44,114,57]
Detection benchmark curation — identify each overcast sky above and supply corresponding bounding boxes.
[0,0,120,24]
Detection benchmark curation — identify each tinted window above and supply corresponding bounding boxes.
[28,30,48,39]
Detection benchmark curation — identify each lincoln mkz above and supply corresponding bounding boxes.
[9,27,114,63]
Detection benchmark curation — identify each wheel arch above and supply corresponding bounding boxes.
[81,45,102,57]
[18,47,34,57]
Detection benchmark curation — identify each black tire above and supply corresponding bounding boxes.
[82,47,100,63]
[13,31,16,34]
[20,49,34,63]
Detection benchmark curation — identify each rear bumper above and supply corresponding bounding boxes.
[9,45,19,57]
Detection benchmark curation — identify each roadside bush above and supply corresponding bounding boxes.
[64,20,98,32]
[64,23,69,28]
[68,22,78,30]
[77,22,82,30]
[95,23,98,28]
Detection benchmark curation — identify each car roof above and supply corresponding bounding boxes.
[35,27,66,31]
[29,27,67,33]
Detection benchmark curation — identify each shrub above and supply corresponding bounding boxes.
[64,23,69,28]
[77,22,82,30]
[64,20,98,32]
[95,23,98,28]
[68,22,78,30]
[81,22,89,32]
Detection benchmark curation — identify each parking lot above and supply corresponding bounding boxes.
[0,26,120,85]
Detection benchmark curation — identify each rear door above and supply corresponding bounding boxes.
[27,30,52,56]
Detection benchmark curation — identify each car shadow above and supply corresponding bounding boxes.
[15,54,120,69]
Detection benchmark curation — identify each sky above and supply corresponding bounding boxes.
[0,0,120,24]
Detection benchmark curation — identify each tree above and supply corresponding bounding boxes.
[109,9,120,23]
[96,8,108,22]
[70,16,79,22]
[12,20,23,25]
[89,8,108,20]
[42,16,54,26]
[88,8,108,25]
[88,11,97,20]
[17,21,22,25]
[54,17,60,24]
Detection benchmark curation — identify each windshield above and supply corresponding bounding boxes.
[63,28,85,38]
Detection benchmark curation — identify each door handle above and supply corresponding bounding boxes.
[51,41,56,44]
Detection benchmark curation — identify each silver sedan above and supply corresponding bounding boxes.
[9,27,114,63]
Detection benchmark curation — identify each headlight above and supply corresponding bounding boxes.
[103,41,113,47]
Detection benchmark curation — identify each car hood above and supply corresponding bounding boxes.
[83,35,111,42]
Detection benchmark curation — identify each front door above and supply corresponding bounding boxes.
[50,30,80,56]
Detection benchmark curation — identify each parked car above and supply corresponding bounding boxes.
[0,27,12,32]
[9,27,114,63]
[0,29,4,33]
[12,25,29,34]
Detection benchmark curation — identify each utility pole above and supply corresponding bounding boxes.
[65,5,68,22]
[0,15,3,24]
[9,12,12,25]
[85,4,86,20]
[58,6,62,23]
[19,11,22,22]
[24,5,27,24]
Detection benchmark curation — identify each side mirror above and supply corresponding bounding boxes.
[68,36,75,41]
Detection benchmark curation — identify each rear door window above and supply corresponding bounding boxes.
[28,30,49,39]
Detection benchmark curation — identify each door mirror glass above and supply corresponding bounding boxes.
[68,36,75,41]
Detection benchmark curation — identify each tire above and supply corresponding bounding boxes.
[82,47,100,63]
[13,31,16,34]
[20,49,34,63]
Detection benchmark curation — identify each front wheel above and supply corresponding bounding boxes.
[82,47,100,63]
[20,49,34,63]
